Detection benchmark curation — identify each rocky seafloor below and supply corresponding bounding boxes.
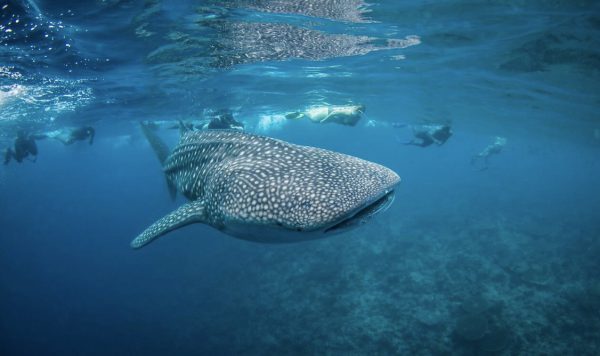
[175,209,600,355]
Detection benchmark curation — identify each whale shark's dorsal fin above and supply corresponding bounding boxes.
[131,200,206,249]
[140,121,177,201]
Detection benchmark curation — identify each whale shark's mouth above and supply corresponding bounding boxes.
[324,189,396,234]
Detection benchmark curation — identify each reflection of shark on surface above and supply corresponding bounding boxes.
[131,123,400,249]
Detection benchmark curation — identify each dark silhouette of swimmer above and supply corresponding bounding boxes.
[4,130,46,165]
[206,109,244,130]
[401,124,453,147]
[50,126,95,145]
[144,112,243,133]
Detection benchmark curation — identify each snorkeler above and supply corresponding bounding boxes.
[47,126,95,145]
[205,109,244,130]
[471,136,507,170]
[143,120,205,132]
[3,130,46,165]
[400,124,453,147]
[143,110,244,134]
[285,104,366,126]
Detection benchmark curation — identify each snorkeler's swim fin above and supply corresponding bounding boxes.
[140,121,177,201]
[285,112,304,120]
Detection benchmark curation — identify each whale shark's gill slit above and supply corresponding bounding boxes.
[324,190,395,234]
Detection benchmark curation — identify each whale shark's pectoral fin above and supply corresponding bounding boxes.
[130,200,206,249]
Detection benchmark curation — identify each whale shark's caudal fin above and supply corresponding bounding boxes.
[140,121,177,200]
[131,201,206,249]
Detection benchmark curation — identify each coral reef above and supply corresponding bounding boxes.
[177,208,600,354]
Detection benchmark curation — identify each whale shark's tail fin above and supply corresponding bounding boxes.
[140,121,177,200]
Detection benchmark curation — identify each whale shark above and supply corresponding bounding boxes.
[131,124,400,248]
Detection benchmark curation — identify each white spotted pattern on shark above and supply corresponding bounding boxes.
[132,126,400,248]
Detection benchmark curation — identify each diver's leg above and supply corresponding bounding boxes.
[52,136,69,145]
[400,139,418,146]
[50,131,73,145]
[483,156,490,169]
[403,137,430,147]
[391,122,409,129]
[474,156,490,171]
[471,155,486,171]
[3,148,13,165]
[470,155,478,166]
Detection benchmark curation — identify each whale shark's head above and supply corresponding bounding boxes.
[205,142,401,242]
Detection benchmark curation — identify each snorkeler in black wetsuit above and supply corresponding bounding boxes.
[3,130,46,165]
[206,109,244,130]
[50,126,95,145]
[401,124,453,147]
[144,111,243,134]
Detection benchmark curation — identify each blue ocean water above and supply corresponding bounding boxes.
[1,0,599,354]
